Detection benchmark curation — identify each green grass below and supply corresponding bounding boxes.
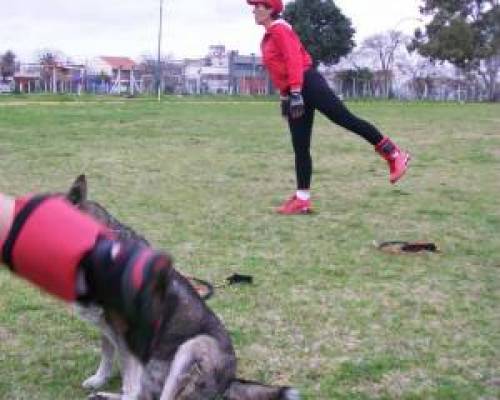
[0,95,499,399]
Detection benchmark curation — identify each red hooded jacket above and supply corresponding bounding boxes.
[261,19,313,96]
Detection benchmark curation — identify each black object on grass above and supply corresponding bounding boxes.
[377,241,439,254]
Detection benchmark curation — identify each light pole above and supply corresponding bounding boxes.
[157,0,164,102]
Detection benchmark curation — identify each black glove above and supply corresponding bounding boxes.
[289,91,305,119]
[280,96,290,118]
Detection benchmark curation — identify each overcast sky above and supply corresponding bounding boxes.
[2,0,423,62]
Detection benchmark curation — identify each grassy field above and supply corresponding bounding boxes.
[0,95,499,399]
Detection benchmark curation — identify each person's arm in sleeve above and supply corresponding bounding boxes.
[272,25,305,93]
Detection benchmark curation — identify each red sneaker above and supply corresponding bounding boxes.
[276,195,312,215]
[375,137,411,184]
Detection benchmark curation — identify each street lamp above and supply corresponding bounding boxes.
[157,0,164,102]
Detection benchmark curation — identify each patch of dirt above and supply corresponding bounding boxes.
[0,325,18,346]
[490,149,500,159]
[486,377,500,387]
[358,369,433,398]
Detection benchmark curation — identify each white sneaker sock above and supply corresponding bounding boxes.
[296,190,311,201]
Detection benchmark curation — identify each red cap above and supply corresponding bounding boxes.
[247,0,283,14]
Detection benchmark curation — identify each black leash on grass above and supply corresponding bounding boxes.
[376,241,440,254]
[186,273,254,301]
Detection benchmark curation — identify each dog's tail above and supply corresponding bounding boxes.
[225,378,300,400]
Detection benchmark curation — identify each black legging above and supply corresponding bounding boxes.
[287,68,384,190]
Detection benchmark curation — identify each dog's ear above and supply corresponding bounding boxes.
[149,268,168,318]
[151,256,173,308]
[67,174,88,205]
[154,269,167,298]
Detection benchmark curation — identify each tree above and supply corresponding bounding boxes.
[283,0,355,66]
[139,54,181,94]
[336,68,374,97]
[38,51,62,93]
[361,30,410,98]
[0,50,16,82]
[411,0,500,100]
[396,54,448,99]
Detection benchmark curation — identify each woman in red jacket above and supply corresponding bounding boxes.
[247,0,411,215]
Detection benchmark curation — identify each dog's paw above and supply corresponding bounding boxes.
[88,392,122,400]
[82,374,110,390]
[87,393,107,400]
[282,388,301,400]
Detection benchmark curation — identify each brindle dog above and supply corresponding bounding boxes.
[68,175,300,400]
[68,175,147,396]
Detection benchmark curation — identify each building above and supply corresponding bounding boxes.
[87,56,138,94]
[182,45,272,95]
[228,51,271,95]
[13,64,41,93]
[135,58,185,95]
[0,80,13,93]
[183,58,205,94]
[183,45,230,94]
[13,62,84,94]
[7,45,278,97]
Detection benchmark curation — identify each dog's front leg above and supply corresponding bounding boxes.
[83,333,116,390]
[88,352,143,400]
[119,344,143,398]
[79,308,117,390]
